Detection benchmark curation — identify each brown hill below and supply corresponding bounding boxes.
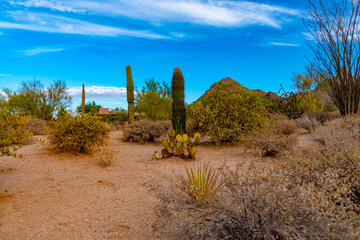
[197,77,279,101]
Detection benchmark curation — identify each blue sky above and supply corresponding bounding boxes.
[0,0,312,109]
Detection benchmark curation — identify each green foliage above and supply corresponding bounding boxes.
[135,78,172,120]
[46,113,109,153]
[76,101,102,115]
[291,71,326,112]
[154,130,200,160]
[0,110,32,157]
[126,65,135,124]
[188,82,269,144]
[172,68,186,135]
[3,79,71,121]
[179,164,223,205]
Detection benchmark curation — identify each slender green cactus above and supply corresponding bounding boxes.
[81,84,85,115]
[171,67,186,135]
[92,101,96,114]
[126,65,135,124]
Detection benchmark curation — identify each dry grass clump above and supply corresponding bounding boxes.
[97,150,115,168]
[246,117,297,157]
[295,114,320,133]
[305,110,339,124]
[155,117,360,239]
[26,117,47,135]
[123,120,171,143]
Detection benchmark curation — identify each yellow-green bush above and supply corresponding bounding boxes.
[187,83,269,144]
[46,113,109,153]
[0,111,32,156]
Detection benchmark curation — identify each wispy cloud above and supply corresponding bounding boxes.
[21,46,65,55]
[268,42,300,47]
[0,73,13,77]
[5,0,300,29]
[1,11,168,39]
[7,0,86,13]
[68,86,127,100]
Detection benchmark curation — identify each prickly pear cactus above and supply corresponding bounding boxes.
[154,130,200,160]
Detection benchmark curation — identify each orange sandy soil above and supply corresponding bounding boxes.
[0,131,248,240]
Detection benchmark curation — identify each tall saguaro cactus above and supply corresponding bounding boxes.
[171,67,186,135]
[126,65,135,124]
[81,84,85,115]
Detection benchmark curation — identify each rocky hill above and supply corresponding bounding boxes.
[197,77,279,101]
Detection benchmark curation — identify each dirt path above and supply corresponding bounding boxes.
[0,132,243,240]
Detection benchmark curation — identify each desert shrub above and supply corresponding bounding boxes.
[187,83,269,144]
[155,117,360,239]
[295,114,320,133]
[123,120,172,143]
[304,110,338,124]
[46,113,109,153]
[246,117,297,157]
[97,150,115,168]
[179,164,223,206]
[26,117,47,135]
[0,112,32,157]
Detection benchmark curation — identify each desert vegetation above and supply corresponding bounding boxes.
[2,0,360,239]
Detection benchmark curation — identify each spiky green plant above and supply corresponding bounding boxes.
[81,84,85,116]
[180,164,223,205]
[172,67,186,135]
[126,65,135,124]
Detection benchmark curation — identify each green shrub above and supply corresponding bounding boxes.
[0,111,32,157]
[123,120,172,143]
[188,83,269,144]
[46,113,109,153]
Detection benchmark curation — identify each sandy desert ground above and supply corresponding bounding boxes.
[0,131,250,240]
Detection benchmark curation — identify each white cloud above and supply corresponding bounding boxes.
[68,86,127,100]
[1,11,168,39]
[0,73,13,76]
[21,47,64,55]
[7,0,86,13]
[6,0,300,28]
[268,42,300,47]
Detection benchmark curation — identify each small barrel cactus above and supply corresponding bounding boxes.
[126,65,135,124]
[172,68,186,135]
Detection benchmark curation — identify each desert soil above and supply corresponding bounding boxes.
[0,131,245,240]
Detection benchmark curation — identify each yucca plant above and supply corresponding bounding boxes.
[180,164,223,205]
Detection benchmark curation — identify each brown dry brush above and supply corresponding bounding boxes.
[155,117,360,239]
[122,119,172,143]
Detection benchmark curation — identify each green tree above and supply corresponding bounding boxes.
[76,101,102,115]
[135,78,172,120]
[291,66,327,112]
[3,79,71,121]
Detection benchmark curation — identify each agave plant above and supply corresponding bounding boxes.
[180,164,223,205]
